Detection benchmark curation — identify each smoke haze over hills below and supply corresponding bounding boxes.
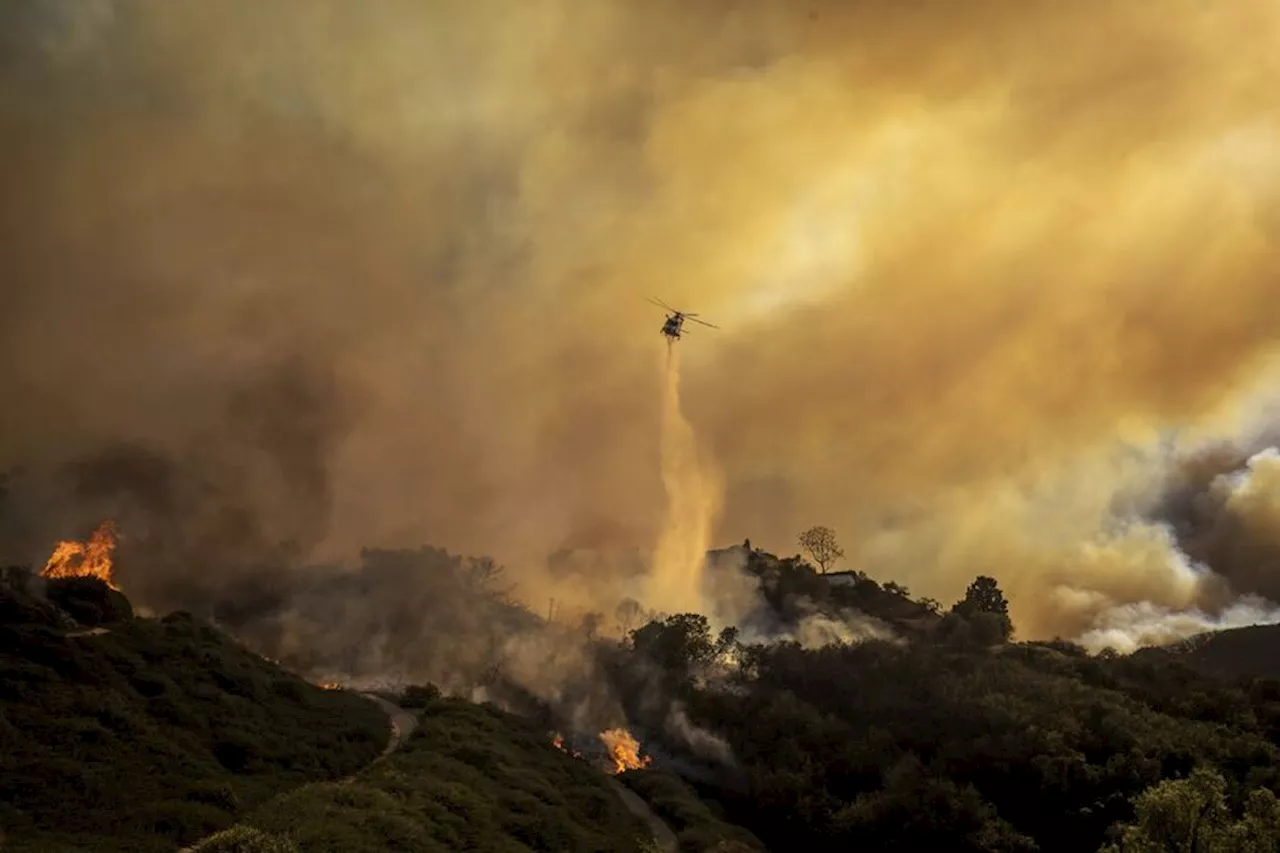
[4,0,1280,648]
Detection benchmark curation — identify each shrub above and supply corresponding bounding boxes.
[44,577,134,626]
[400,683,442,709]
[190,825,300,853]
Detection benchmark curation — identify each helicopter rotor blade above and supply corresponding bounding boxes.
[648,296,679,313]
[687,316,719,329]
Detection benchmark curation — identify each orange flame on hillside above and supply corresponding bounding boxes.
[41,521,119,590]
[551,731,583,759]
[599,728,652,774]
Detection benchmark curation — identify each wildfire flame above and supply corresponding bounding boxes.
[41,520,119,590]
[598,728,652,774]
[550,731,583,759]
[319,682,343,691]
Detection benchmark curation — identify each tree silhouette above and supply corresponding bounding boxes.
[798,526,844,574]
[615,598,643,636]
[951,575,1013,642]
[954,576,1009,617]
[631,613,716,680]
[579,611,603,641]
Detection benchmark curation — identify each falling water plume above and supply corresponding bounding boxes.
[646,344,720,617]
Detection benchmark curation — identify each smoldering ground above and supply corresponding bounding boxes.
[5,0,1280,667]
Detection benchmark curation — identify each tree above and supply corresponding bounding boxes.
[715,625,740,662]
[616,598,643,636]
[1100,766,1280,853]
[954,576,1009,617]
[579,611,603,642]
[631,613,716,679]
[465,556,515,602]
[798,526,845,574]
[951,576,1013,643]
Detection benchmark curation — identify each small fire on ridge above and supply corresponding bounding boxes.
[41,520,120,591]
[551,732,583,759]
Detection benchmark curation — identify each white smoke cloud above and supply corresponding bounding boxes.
[1075,595,1280,655]
[663,701,734,766]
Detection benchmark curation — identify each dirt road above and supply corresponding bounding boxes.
[608,778,679,853]
[180,693,415,851]
[359,693,420,758]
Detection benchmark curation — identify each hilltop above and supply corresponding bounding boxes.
[1160,622,1280,681]
[707,543,942,639]
[0,570,390,852]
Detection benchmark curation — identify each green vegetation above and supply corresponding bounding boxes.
[1101,767,1280,852]
[0,576,388,852]
[44,575,135,627]
[613,547,1280,852]
[16,534,1280,852]
[226,696,653,852]
[1166,623,1280,681]
[191,826,301,852]
[618,770,765,852]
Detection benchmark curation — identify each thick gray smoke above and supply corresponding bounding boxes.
[0,358,347,613]
[1152,444,1280,604]
[1044,441,1280,653]
[8,2,1280,724]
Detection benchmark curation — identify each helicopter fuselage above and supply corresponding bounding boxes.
[650,298,715,340]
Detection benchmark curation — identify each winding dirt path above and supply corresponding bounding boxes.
[55,640,657,852]
[180,693,415,851]
[608,778,679,853]
[358,693,420,759]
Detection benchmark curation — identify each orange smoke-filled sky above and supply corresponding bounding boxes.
[3,0,1280,636]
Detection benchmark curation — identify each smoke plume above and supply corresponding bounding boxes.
[4,0,1280,658]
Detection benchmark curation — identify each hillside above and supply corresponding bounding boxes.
[14,539,1280,852]
[0,569,757,853]
[600,555,1280,853]
[1162,623,1280,681]
[198,696,661,853]
[0,573,390,852]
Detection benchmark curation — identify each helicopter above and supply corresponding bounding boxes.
[648,297,719,341]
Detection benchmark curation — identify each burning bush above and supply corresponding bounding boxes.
[41,520,120,590]
[31,520,132,627]
[599,728,653,775]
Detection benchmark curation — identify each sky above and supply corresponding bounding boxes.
[3,0,1280,643]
